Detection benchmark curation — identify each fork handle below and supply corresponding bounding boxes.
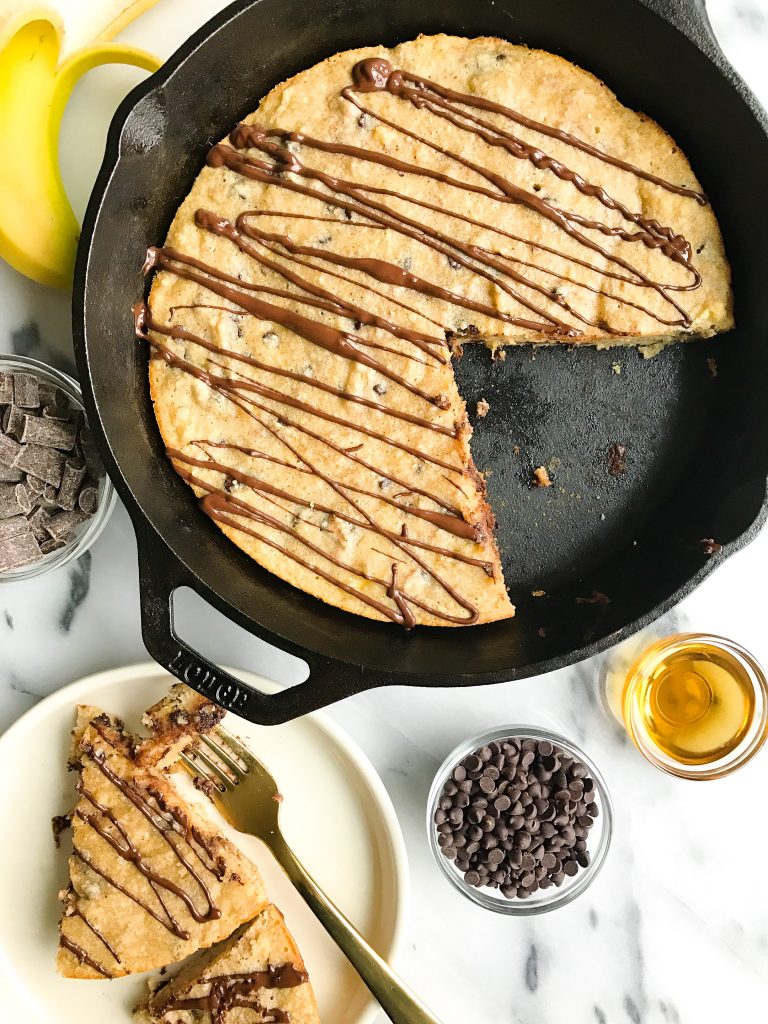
[269,830,444,1024]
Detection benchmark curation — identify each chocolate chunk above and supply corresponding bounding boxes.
[57,459,87,511]
[40,537,66,555]
[0,483,31,518]
[1,405,24,441]
[0,463,23,482]
[24,474,45,496]
[13,444,65,486]
[41,404,69,422]
[0,516,29,539]
[0,530,41,571]
[0,372,12,405]
[0,432,22,467]
[27,506,52,542]
[12,372,39,408]
[37,382,57,407]
[39,483,60,509]
[44,509,88,541]
[19,414,77,451]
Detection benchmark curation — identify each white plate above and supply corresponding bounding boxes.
[0,663,408,1024]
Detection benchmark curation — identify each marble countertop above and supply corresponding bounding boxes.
[2,1,768,1021]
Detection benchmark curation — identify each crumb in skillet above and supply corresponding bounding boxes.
[532,466,552,488]
[607,443,627,475]
[476,399,490,418]
[700,537,722,556]
[576,591,611,605]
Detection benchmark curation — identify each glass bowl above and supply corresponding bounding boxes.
[427,725,613,915]
[622,633,768,780]
[0,354,115,581]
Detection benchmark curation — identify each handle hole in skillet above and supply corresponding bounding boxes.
[173,586,309,690]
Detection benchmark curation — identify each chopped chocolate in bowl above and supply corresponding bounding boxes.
[427,726,613,914]
[0,356,115,580]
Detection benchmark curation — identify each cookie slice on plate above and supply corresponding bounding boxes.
[57,703,268,978]
[134,903,321,1024]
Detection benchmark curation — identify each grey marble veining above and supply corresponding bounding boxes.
[2,1,768,1021]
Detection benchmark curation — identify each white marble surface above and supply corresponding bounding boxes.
[2,1,768,1021]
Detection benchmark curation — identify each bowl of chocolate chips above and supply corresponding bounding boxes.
[0,355,115,579]
[428,727,613,914]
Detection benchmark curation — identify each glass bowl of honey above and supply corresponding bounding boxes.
[621,633,768,780]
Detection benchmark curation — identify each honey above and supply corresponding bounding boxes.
[616,634,768,778]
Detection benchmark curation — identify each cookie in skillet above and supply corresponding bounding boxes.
[140,34,731,627]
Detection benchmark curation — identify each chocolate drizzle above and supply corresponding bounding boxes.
[161,964,308,1023]
[62,742,229,975]
[59,934,113,979]
[140,52,710,627]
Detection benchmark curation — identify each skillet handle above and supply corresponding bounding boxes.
[137,536,372,726]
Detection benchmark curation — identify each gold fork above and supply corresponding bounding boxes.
[181,725,443,1024]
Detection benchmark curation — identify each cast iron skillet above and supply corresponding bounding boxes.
[73,0,768,724]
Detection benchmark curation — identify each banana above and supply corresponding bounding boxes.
[0,2,161,288]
